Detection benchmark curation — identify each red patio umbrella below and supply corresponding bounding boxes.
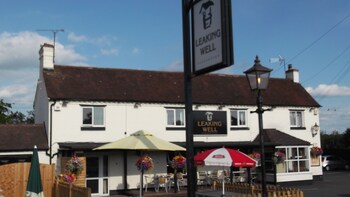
[194,147,256,196]
[194,147,256,167]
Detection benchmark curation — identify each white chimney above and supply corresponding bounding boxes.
[285,64,299,83]
[39,43,54,79]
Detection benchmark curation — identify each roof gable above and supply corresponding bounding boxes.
[43,65,320,107]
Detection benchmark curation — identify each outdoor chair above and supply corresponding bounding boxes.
[155,176,168,193]
[167,172,186,191]
[144,174,157,192]
[197,171,209,187]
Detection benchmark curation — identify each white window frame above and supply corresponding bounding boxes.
[275,146,310,174]
[230,109,247,127]
[289,110,304,128]
[166,108,185,127]
[82,106,105,127]
[86,155,109,196]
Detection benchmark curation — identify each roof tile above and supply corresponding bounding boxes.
[43,65,320,107]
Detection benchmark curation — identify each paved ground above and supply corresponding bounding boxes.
[294,170,350,197]
[111,170,350,197]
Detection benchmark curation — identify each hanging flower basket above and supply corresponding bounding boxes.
[248,152,261,159]
[171,155,186,171]
[66,154,83,175]
[273,151,286,164]
[61,173,75,183]
[310,146,323,157]
[136,155,153,172]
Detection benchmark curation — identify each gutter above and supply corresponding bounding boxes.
[49,100,56,164]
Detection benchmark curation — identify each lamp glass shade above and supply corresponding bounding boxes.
[311,123,320,136]
[244,56,272,91]
[246,71,271,90]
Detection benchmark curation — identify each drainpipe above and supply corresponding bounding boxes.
[49,100,56,164]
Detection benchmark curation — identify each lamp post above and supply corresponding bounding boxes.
[244,56,272,197]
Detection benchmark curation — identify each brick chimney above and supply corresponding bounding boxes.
[39,43,54,79]
[285,64,299,83]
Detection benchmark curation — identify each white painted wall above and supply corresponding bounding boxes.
[39,96,322,188]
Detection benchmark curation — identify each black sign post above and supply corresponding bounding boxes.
[182,0,233,196]
[182,0,195,197]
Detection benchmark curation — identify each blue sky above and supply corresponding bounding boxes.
[0,0,349,133]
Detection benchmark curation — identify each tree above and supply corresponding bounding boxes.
[0,99,34,124]
[321,130,345,149]
[0,99,13,124]
[342,128,350,149]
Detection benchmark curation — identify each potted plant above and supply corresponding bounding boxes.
[273,151,286,164]
[66,154,83,175]
[136,154,153,172]
[170,154,186,193]
[310,146,323,157]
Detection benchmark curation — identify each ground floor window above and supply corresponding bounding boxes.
[275,146,310,173]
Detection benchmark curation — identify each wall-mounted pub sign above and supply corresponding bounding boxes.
[192,0,233,76]
[193,110,227,135]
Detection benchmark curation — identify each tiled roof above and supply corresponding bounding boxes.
[0,124,48,151]
[43,65,320,107]
[253,129,311,146]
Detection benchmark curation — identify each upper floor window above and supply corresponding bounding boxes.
[82,106,105,128]
[290,110,304,128]
[166,108,185,127]
[230,109,247,127]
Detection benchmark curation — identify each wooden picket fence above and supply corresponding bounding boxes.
[0,162,55,197]
[0,162,91,197]
[52,179,91,197]
[213,182,304,197]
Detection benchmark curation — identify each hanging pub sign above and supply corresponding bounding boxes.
[193,110,227,135]
[192,0,233,76]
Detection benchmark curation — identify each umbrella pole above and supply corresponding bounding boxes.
[222,179,225,196]
[140,169,144,197]
[123,151,128,190]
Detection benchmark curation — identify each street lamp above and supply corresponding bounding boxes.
[244,56,272,197]
[311,123,320,137]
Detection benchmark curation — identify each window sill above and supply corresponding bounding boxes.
[290,127,306,130]
[81,127,106,131]
[230,127,249,130]
[166,127,186,131]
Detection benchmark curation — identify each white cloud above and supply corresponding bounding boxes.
[67,32,117,47]
[320,107,350,133]
[162,60,183,71]
[67,32,87,42]
[55,43,87,64]
[101,48,119,56]
[0,31,50,70]
[132,47,140,55]
[0,31,88,112]
[306,84,350,96]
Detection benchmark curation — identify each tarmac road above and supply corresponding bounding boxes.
[294,170,350,197]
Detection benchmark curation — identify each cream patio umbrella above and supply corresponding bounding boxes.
[94,130,186,151]
[94,130,185,197]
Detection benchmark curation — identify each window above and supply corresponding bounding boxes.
[82,106,105,128]
[275,146,310,174]
[289,110,304,128]
[166,108,185,127]
[230,109,247,127]
[86,156,109,195]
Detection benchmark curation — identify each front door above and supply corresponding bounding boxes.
[86,155,109,196]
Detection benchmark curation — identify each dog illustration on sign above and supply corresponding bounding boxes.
[199,0,214,29]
